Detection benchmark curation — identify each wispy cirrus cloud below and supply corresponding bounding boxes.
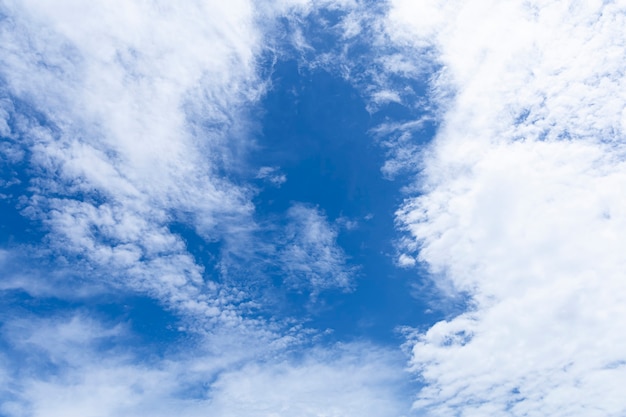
[255,166,287,186]
[384,0,626,415]
[279,203,355,295]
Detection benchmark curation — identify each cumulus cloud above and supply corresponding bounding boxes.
[396,253,416,268]
[386,0,626,415]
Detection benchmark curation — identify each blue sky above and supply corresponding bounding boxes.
[2,1,626,416]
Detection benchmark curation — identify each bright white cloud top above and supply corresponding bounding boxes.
[390,0,626,415]
[1,0,625,416]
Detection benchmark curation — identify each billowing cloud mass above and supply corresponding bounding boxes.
[389,0,626,415]
[2,0,626,416]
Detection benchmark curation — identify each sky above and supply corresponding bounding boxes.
[1,1,626,416]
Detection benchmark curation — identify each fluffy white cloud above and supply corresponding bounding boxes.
[386,0,626,415]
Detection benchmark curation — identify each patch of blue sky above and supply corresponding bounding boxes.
[219,15,431,341]
[245,63,434,342]
[0,198,41,248]
[143,7,447,349]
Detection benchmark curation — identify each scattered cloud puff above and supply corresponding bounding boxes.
[386,0,626,415]
[256,166,287,186]
[335,215,359,231]
[371,118,432,179]
[396,253,416,268]
[279,203,355,296]
[371,89,402,105]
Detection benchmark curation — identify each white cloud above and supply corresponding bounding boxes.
[397,253,416,268]
[0,313,411,417]
[208,344,410,417]
[371,118,432,179]
[399,140,626,415]
[371,89,402,105]
[256,166,287,186]
[335,215,359,231]
[279,203,355,296]
[385,0,626,415]
[0,0,268,327]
